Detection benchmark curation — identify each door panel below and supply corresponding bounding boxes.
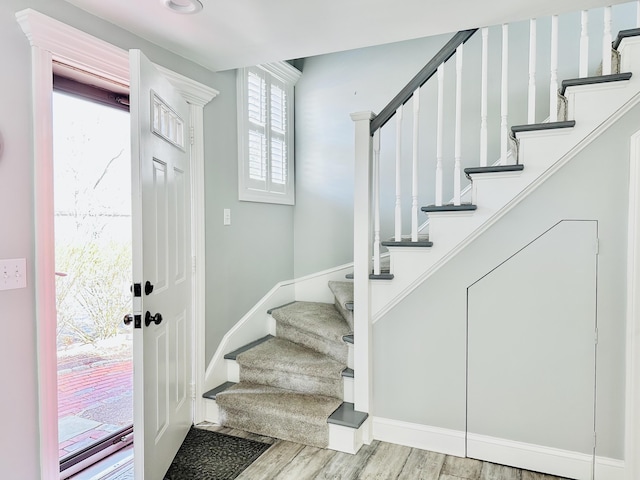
[467,220,597,479]
[153,158,169,293]
[130,49,192,479]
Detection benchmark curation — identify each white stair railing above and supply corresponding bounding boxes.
[603,6,613,75]
[528,19,537,123]
[411,88,420,241]
[356,1,639,278]
[480,27,489,166]
[550,15,559,122]
[394,106,403,242]
[580,11,589,78]
[500,24,509,163]
[454,44,463,205]
[435,65,444,207]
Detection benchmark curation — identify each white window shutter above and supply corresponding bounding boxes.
[238,62,300,205]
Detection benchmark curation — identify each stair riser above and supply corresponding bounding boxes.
[276,322,349,364]
[328,421,366,454]
[470,171,524,205]
[620,36,640,73]
[220,407,329,449]
[334,299,354,331]
[565,77,636,123]
[226,358,354,401]
[203,398,367,454]
[240,365,343,398]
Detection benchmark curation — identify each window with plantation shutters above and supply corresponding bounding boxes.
[238,62,300,205]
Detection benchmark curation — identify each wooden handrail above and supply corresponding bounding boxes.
[370,28,478,135]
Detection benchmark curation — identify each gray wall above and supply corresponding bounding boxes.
[293,33,452,277]
[0,1,293,476]
[203,70,294,362]
[373,103,639,460]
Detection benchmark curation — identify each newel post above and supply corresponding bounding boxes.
[351,111,374,423]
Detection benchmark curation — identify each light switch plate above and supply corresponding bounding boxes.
[0,258,27,291]
[223,208,231,226]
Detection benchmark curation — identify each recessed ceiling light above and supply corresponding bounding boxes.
[163,0,203,14]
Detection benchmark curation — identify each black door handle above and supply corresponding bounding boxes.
[123,314,133,326]
[145,311,163,327]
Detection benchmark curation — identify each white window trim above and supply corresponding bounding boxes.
[237,61,301,205]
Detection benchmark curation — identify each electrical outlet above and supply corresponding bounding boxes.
[0,258,27,291]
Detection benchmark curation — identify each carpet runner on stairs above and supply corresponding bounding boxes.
[212,280,361,449]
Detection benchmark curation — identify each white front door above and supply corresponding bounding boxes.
[130,49,192,479]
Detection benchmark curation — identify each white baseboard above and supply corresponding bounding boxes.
[372,417,465,456]
[373,419,625,480]
[467,432,625,480]
[595,456,625,480]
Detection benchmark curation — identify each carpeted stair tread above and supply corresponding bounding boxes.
[237,337,345,398]
[216,382,342,448]
[328,281,354,329]
[237,337,345,380]
[271,301,351,344]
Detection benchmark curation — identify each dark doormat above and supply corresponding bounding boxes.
[164,427,271,480]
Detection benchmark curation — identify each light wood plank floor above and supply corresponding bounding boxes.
[197,423,571,480]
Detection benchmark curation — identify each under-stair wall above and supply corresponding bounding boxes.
[370,102,640,478]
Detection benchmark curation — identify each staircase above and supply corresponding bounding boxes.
[203,280,368,453]
[201,2,640,468]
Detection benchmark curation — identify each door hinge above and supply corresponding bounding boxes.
[593,431,597,449]
[595,238,600,255]
[595,327,599,345]
[190,126,195,146]
[190,383,196,400]
[192,256,197,274]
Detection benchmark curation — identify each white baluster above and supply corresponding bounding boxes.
[435,65,444,205]
[528,19,537,124]
[454,45,463,206]
[394,106,403,242]
[480,27,488,167]
[579,11,589,78]
[412,88,420,241]
[500,24,509,165]
[550,15,559,122]
[603,6,612,75]
[373,129,381,275]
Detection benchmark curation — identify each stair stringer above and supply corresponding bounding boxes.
[371,38,640,320]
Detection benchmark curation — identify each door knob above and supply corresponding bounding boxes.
[145,311,163,327]
[123,314,134,326]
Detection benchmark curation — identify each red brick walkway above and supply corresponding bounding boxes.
[58,358,133,459]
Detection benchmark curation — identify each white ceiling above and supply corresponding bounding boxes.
[63,0,626,72]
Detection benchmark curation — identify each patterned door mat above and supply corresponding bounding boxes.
[164,427,271,480]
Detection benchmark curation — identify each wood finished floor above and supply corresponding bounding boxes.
[197,423,571,480]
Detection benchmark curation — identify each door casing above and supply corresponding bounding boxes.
[16,10,217,479]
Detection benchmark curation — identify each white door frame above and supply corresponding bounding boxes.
[625,129,640,480]
[16,10,216,479]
